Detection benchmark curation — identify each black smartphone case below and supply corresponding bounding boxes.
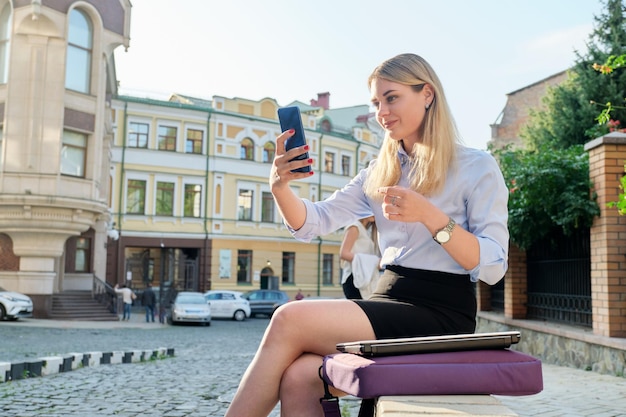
[277,106,311,173]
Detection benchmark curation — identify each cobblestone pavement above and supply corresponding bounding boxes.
[1,313,626,417]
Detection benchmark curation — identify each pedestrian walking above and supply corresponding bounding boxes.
[141,283,157,322]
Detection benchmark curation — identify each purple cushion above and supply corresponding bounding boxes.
[322,349,543,398]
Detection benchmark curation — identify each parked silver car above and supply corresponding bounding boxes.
[0,286,34,321]
[167,291,211,326]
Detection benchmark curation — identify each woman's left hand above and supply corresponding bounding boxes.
[378,186,440,225]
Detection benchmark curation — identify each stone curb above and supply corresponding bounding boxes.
[0,347,174,383]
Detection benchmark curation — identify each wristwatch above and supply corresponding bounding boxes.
[433,217,456,245]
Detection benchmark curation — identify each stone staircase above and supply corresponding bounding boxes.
[50,291,119,321]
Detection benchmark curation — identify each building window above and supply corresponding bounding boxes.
[0,3,11,84]
[184,184,202,218]
[323,254,333,285]
[237,250,252,283]
[324,152,335,173]
[156,181,174,216]
[240,138,254,160]
[238,189,253,221]
[157,125,177,151]
[75,237,91,272]
[261,191,275,223]
[215,184,222,215]
[186,128,203,154]
[128,122,149,148]
[321,119,331,132]
[342,155,351,176]
[61,130,87,177]
[126,179,146,214]
[282,252,295,284]
[65,8,92,93]
[263,142,275,163]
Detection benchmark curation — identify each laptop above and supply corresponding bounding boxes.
[336,331,521,357]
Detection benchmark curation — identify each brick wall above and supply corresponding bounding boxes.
[476,281,491,312]
[489,71,568,150]
[500,133,626,337]
[585,133,626,337]
[504,245,527,319]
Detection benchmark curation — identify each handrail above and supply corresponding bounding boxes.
[92,275,119,315]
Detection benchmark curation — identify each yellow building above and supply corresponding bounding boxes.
[107,93,383,301]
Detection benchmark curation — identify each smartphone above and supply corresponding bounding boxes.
[277,106,311,173]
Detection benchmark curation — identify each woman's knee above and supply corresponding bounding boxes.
[280,354,324,396]
[259,302,306,349]
[266,301,312,336]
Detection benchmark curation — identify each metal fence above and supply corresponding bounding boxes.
[526,228,592,327]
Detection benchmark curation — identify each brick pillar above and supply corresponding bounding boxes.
[585,132,626,337]
[505,244,527,319]
[476,281,491,311]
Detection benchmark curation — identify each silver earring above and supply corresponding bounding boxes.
[425,103,430,110]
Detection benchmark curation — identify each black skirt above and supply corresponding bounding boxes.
[353,265,477,340]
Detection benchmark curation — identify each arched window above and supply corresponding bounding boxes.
[0,2,11,84]
[321,119,332,132]
[262,142,275,163]
[65,8,93,93]
[240,138,254,160]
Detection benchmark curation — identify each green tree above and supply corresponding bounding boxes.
[593,54,626,214]
[522,0,626,149]
[494,144,600,250]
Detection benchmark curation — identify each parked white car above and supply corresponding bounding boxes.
[0,286,34,321]
[204,290,251,321]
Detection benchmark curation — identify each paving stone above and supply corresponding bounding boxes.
[1,316,626,417]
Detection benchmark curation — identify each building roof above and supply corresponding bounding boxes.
[169,93,212,108]
[325,105,371,129]
[506,69,569,96]
[119,92,377,140]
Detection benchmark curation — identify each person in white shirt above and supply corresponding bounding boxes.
[114,283,136,321]
[339,216,380,299]
[225,53,509,417]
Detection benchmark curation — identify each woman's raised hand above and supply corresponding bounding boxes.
[270,129,314,190]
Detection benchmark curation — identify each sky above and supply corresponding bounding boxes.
[114,0,606,151]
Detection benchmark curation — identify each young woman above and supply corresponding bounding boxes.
[224,53,509,417]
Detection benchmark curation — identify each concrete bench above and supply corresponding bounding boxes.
[375,395,518,417]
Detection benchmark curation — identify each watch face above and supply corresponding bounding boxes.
[436,230,451,244]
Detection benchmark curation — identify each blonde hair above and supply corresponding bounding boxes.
[364,53,460,199]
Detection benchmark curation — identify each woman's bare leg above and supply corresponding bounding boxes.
[279,352,347,417]
[224,299,375,417]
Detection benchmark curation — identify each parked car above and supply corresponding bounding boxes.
[0,286,34,321]
[167,291,211,326]
[204,290,251,321]
[242,289,290,318]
